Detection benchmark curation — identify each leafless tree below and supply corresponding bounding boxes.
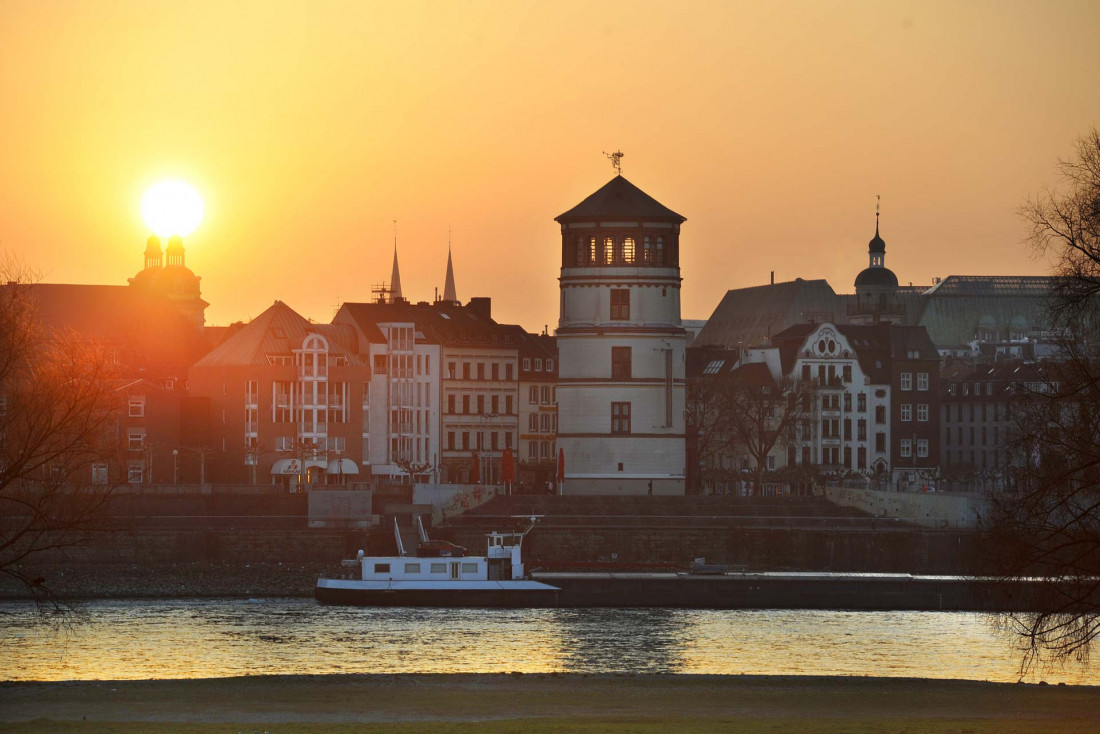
[0,268,119,606]
[989,128,1100,669]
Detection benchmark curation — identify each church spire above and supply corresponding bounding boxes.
[389,219,403,303]
[443,230,457,304]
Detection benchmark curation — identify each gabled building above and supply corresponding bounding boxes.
[189,301,370,487]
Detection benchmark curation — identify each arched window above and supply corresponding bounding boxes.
[643,236,652,264]
[623,237,636,263]
[603,237,614,265]
[656,237,665,265]
[588,237,597,264]
[575,236,586,266]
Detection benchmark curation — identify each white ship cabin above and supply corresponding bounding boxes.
[358,531,528,582]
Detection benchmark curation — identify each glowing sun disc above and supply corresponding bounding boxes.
[141,180,204,237]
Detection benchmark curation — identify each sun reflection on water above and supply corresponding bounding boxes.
[2,600,1096,684]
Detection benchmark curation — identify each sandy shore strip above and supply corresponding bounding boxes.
[2,673,1100,732]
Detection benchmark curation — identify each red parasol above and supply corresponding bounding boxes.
[556,447,565,483]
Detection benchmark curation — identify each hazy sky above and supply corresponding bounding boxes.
[2,0,1098,330]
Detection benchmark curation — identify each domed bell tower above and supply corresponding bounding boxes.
[555,162,687,495]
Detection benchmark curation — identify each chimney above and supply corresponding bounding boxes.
[467,297,492,321]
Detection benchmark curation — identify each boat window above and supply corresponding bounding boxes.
[430,563,446,574]
[404,563,420,574]
[373,563,390,574]
[461,563,478,574]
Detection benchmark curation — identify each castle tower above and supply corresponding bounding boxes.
[144,235,163,270]
[555,175,687,495]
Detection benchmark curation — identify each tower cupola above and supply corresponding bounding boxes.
[144,235,163,270]
[165,235,186,267]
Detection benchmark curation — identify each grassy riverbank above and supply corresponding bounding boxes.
[2,674,1099,733]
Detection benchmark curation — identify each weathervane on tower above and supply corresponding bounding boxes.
[603,149,624,176]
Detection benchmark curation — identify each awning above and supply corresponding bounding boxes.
[271,458,328,475]
[327,458,359,475]
[271,458,302,475]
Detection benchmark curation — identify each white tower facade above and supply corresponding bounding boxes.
[555,176,687,495]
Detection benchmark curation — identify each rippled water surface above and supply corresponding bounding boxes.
[2,599,1096,683]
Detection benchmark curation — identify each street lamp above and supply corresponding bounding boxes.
[172,448,179,485]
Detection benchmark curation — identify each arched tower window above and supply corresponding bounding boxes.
[603,237,614,265]
[575,236,586,266]
[656,237,665,265]
[623,237,636,263]
[643,236,652,264]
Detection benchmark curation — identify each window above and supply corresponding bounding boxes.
[611,402,631,434]
[462,363,471,380]
[611,346,632,380]
[766,455,776,470]
[128,429,146,451]
[404,563,421,574]
[603,236,614,264]
[535,358,543,372]
[327,436,345,452]
[541,385,551,403]
[127,463,144,484]
[246,379,258,405]
[875,405,885,424]
[917,404,929,422]
[448,394,456,414]
[491,363,499,381]
[900,439,912,458]
[917,372,929,391]
[461,563,479,574]
[843,365,852,382]
[462,395,470,414]
[529,414,539,432]
[900,372,912,391]
[506,364,514,380]
[448,362,457,379]
[447,431,455,450]
[529,386,538,404]
[373,563,391,574]
[901,404,912,422]
[917,439,929,458]
[127,396,145,418]
[523,357,531,371]
[477,395,485,414]
[610,289,630,320]
[529,442,538,460]
[491,395,499,414]
[505,395,513,414]
[575,236,586,266]
[431,563,446,574]
[540,414,551,431]
[857,419,867,441]
[477,363,485,380]
[857,393,866,412]
[505,431,513,449]
[91,462,108,485]
[623,237,635,263]
[462,432,470,450]
[656,236,665,264]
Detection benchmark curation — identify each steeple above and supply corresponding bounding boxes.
[443,234,457,304]
[144,235,163,270]
[389,220,403,303]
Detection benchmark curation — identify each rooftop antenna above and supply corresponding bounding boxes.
[875,194,881,234]
[603,149,624,176]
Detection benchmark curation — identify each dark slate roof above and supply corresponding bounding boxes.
[336,300,520,349]
[694,279,843,349]
[854,266,899,287]
[193,300,363,367]
[8,282,206,374]
[555,176,686,223]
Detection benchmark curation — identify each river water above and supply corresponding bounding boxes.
[2,599,1096,684]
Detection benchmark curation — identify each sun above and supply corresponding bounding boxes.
[141,180,204,238]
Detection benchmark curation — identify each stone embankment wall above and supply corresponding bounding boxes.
[824,486,991,529]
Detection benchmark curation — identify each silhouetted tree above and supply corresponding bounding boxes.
[0,268,119,606]
[990,128,1100,669]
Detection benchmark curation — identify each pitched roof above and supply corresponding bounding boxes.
[694,279,843,349]
[193,301,363,367]
[9,283,205,374]
[555,176,686,223]
[336,300,520,349]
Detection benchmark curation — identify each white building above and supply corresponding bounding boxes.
[555,175,688,495]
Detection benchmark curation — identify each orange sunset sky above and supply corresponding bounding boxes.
[2,0,1099,331]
